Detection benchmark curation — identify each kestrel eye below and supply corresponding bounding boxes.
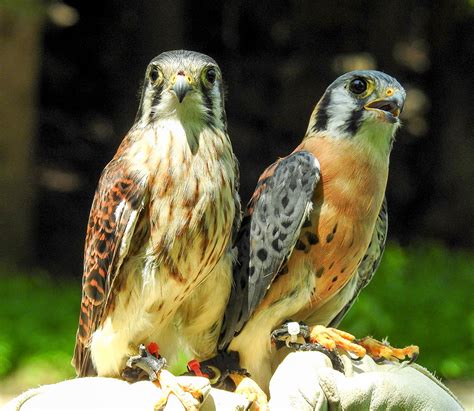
[148,65,162,84]
[205,68,217,85]
[349,78,368,95]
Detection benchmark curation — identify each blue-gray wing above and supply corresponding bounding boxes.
[219,151,320,349]
[328,198,388,327]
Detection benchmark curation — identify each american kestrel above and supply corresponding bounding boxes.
[72,50,240,405]
[218,70,418,393]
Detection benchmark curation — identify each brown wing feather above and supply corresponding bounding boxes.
[73,157,147,376]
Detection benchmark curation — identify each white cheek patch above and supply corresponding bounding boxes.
[326,89,356,139]
[153,92,177,118]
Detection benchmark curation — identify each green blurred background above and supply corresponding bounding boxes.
[0,0,473,402]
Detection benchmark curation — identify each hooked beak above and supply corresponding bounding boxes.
[364,92,404,122]
[172,74,193,103]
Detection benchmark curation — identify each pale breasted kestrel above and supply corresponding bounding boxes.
[72,50,240,407]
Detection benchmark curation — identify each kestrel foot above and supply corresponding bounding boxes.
[356,336,419,363]
[271,322,364,372]
[186,351,247,390]
[122,364,149,382]
[125,343,167,381]
[308,325,367,358]
[186,351,267,410]
[124,343,203,411]
[229,373,269,411]
[271,320,310,349]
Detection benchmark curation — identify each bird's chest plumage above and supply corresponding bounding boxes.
[121,123,236,319]
[299,140,387,310]
[260,138,388,321]
[88,115,237,377]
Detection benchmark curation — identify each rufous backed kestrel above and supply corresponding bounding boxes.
[72,50,240,405]
[218,70,418,393]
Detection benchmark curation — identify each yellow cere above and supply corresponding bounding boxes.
[170,73,194,86]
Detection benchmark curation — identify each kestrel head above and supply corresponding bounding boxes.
[307,70,406,156]
[135,50,226,129]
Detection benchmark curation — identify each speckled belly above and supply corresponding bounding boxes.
[295,206,373,307]
[253,194,378,327]
[145,197,233,308]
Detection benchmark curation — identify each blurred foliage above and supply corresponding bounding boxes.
[341,242,474,379]
[0,264,77,382]
[0,243,472,389]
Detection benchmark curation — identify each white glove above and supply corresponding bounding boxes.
[3,352,463,410]
[2,376,250,411]
[269,351,463,410]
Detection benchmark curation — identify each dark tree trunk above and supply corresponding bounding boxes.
[0,8,43,264]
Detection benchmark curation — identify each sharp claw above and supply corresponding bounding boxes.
[347,351,364,361]
[357,337,419,364]
[407,351,418,365]
[230,374,268,410]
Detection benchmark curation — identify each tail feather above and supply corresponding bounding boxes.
[72,338,97,377]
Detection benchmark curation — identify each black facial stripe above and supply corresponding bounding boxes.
[202,85,216,127]
[151,85,163,105]
[219,82,227,128]
[148,84,163,121]
[134,83,146,122]
[312,89,331,132]
[344,108,363,136]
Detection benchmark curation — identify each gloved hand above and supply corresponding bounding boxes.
[268,351,463,410]
[2,376,250,411]
[3,352,463,410]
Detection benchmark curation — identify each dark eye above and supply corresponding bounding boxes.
[205,68,216,85]
[148,65,162,84]
[349,78,368,95]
